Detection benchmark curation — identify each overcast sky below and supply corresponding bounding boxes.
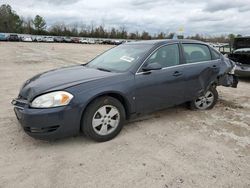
[2,0,250,36]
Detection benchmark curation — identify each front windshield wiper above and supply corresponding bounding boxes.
[96,67,111,72]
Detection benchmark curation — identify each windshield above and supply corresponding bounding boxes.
[86,44,152,72]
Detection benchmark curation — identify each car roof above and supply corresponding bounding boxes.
[126,39,206,46]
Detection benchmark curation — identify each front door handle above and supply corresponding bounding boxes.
[173,71,182,77]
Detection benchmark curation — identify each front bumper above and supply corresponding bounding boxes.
[12,99,81,140]
[235,64,250,77]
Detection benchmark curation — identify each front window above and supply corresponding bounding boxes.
[86,44,152,72]
[144,44,180,68]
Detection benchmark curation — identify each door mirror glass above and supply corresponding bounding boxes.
[142,62,162,71]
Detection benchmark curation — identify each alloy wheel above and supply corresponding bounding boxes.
[194,91,214,110]
[92,105,120,136]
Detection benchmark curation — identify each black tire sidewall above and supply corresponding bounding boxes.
[82,96,125,142]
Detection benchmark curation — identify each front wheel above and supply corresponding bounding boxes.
[189,87,218,110]
[81,96,125,142]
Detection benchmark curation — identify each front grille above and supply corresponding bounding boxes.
[24,125,59,133]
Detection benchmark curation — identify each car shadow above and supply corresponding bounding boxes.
[126,104,188,125]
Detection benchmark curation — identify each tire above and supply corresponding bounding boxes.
[81,96,125,142]
[189,87,218,110]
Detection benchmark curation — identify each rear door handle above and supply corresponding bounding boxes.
[173,71,182,77]
[212,65,217,68]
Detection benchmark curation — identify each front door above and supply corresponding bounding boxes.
[135,43,188,114]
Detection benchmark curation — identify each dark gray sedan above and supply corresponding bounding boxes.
[12,39,238,142]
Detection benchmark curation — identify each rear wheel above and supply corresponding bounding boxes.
[189,87,218,110]
[81,96,125,142]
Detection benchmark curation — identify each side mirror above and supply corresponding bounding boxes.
[142,62,162,72]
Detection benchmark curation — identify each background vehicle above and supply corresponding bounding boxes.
[112,40,122,45]
[12,40,237,142]
[0,33,7,41]
[95,39,104,44]
[71,37,80,43]
[33,36,43,42]
[220,37,250,77]
[63,37,72,43]
[102,40,112,45]
[79,38,88,44]
[54,36,64,42]
[7,34,19,41]
[43,36,54,42]
[88,39,95,44]
[21,36,33,42]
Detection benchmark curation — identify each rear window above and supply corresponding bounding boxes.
[182,44,211,63]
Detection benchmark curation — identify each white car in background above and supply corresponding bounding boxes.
[79,38,88,44]
[43,37,54,42]
[22,36,33,42]
[88,39,95,44]
[79,38,95,44]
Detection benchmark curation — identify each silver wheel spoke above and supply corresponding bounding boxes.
[92,118,103,128]
[100,124,108,135]
[205,91,212,98]
[195,100,202,106]
[202,103,208,108]
[98,107,107,117]
[108,108,118,118]
[206,96,214,103]
[109,119,117,128]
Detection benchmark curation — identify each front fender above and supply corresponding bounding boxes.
[66,74,136,119]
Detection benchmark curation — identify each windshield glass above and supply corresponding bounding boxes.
[86,44,152,72]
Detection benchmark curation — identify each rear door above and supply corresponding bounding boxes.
[180,43,220,100]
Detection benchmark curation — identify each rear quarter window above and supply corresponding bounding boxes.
[182,44,211,63]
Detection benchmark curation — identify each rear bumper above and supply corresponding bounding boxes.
[235,64,250,77]
[13,102,81,140]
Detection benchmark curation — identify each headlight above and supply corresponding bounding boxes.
[31,91,73,108]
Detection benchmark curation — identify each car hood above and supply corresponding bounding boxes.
[19,65,117,101]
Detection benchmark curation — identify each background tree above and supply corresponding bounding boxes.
[141,31,151,40]
[0,4,23,33]
[32,15,46,34]
[22,17,34,34]
[157,32,166,39]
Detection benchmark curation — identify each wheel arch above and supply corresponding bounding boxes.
[80,91,132,127]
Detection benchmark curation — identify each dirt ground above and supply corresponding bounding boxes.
[0,42,249,188]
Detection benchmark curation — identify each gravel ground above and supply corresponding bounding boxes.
[0,42,249,188]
